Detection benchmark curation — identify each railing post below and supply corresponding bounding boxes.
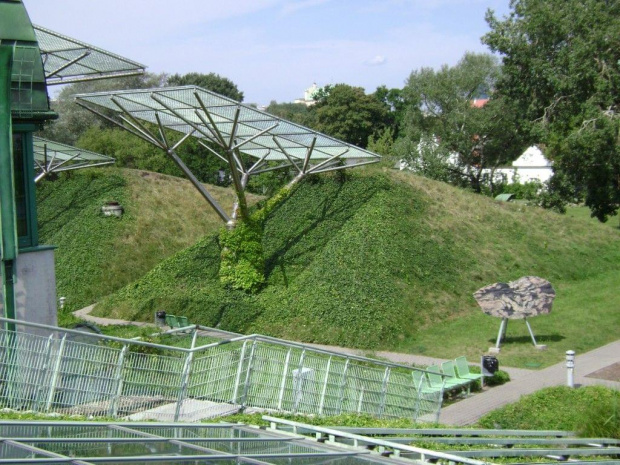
[378,367,390,418]
[318,356,331,415]
[357,387,364,413]
[109,344,128,417]
[45,334,67,411]
[232,340,248,404]
[239,339,257,410]
[174,331,197,422]
[336,358,350,415]
[277,348,291,411]
[292,349,306,414]
[34,334,54,412]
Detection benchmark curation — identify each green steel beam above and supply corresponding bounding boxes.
[0,45,17,328]
[0,46,17,260]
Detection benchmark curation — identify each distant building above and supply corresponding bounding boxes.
[294,83,319,106]
[401,142,554,186]
[491,146,553,184]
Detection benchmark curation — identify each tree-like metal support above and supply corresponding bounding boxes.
[74,86,381,226]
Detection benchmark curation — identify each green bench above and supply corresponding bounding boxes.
[164,314,190,329]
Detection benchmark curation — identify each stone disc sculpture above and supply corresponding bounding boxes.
[474,276,555,352]
[474,276,555,319]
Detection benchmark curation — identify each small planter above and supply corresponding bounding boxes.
[101,202,124,218]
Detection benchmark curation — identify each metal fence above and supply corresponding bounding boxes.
[0,318,444,422]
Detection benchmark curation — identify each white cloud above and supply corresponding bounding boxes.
[365,55,387,66]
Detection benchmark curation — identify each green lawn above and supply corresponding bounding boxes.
[401,269,620,368]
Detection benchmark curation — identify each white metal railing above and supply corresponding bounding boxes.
[0,317,444,422]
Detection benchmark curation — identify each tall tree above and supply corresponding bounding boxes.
[484,0,620,221]
[167,72,244,102]
[310,84,391,148]
[397,53,530,192]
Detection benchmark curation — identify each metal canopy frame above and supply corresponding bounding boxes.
[33,137,115,183]
[34,25,146,85]
[74,85,381,224]
[0,420,411,464]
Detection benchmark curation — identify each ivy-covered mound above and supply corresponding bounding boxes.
[94,170,620,350]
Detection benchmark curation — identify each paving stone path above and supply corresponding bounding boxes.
[75,305,620,426]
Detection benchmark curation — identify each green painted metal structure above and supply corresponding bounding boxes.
[0,0,57,326]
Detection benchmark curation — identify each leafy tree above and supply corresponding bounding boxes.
[265,101,313,126]
[310,84,391,148]
[38,73,167,145]
[397,53,530,192]
[484,0,620,221]
[167,72,244,102]
[374,85,406,138]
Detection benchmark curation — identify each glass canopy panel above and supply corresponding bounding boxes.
[74,86,381,166]
[34,25,146,85]
[0,421,407,464]
[33,137,115,178]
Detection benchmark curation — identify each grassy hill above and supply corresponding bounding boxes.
[37,168,261,325]
[82,168,620,368]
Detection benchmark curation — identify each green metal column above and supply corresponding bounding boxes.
[0,45,17,327]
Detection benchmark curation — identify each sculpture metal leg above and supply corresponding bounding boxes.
[495,318,507,349]
[524,317,546,350]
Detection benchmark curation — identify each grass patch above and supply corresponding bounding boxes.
[478,385,620,438]
[54,168,620,364]
[37,167,261,325]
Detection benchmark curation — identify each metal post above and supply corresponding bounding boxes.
[318,356,331,415]
[357,387,364,413]
[109,344,128,417]
[379,367,390,418]
[566,350,575,388]
[277,348,291,411]
[174,330,197,421]
[293,349,306,413]
[524,317,538,346]
[34,334,54,411]
[231,340,248,404]
[45,334,67,411]
[239,339,257,410]
[336,358,350,415]
[0,46,17,330]
[495,318,508,349]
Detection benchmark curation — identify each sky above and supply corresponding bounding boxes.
[24,0,511,106]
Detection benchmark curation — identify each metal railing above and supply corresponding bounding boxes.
[0,317,444,422]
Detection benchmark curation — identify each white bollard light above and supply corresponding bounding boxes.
[59,296,66,310]
[566,350,575,388]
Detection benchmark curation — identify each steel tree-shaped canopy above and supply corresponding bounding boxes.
[74,85,381,224]
[34,25,146,85]
[33,136,115,183]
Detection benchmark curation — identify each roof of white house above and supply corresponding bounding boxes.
[512,146,552,168]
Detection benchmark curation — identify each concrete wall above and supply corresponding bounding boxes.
[0,247,57,333]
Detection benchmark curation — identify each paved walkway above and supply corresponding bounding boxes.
[73,305,154,327]
[75,305,620,426]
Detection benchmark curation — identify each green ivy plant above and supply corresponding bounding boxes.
[219,184,296,292]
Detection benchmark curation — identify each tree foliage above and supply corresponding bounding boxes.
[310,84,392,148]
[484,0,620,221]
[167,72,244,102]
[397,53,530,192]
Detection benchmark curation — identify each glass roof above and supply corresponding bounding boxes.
[0,421,411,464]
[74,86,382,165]
[34,25,146,85]
[33,136,115,182]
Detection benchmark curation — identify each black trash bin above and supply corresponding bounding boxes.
[481,355,499,376]
[155,310,166,327]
